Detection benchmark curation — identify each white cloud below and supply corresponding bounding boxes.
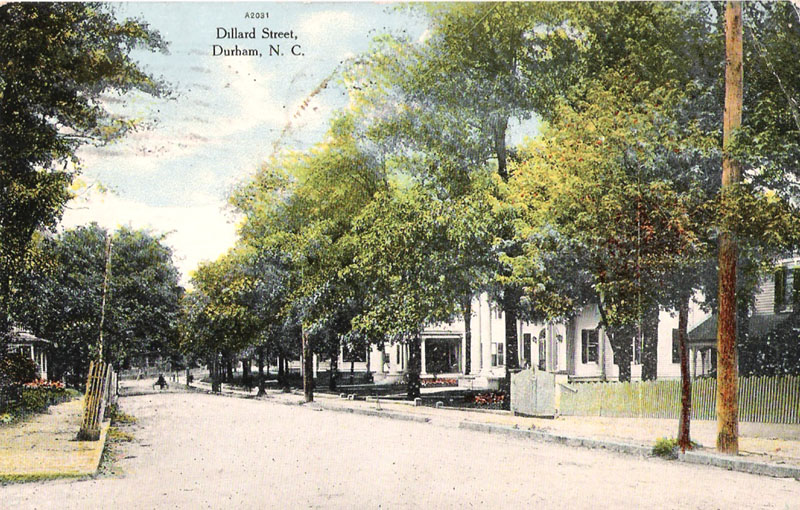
[298,10,360,40]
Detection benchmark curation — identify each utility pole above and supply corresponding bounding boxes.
[97,233,113,362]
[717,0,743,454]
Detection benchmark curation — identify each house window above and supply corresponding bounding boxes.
[522,333,531,367]
[672,329,681,364]
[793,268,800,307]
[491,342,504,366]
[538,329,547,371]
[774,266,799,312]
[581,329,599,364]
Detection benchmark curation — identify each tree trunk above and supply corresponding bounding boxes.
[717,0,742,455]
[257,347,266,396]
[277,353,284,385]
[494,117,510,181]
[329,347,339,391]
[365,345,371,382]
[211,356,221,393]
[641,304,659,381]
[242,358,251,388]
[736,294,751,375]
[407,335,422,400]
[608,325,634,382]
[502,287,521,409]
[302,329,313,402]
[463,296,472,375]
[678,293,693,452]
[225,357,233,382]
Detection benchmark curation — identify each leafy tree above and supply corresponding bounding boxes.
[349,185,462,399]
[18,224,182,385]
[231,114,390,401]
[181,248,264,391]
[0,3,168,336]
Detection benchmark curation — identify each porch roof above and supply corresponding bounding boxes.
[688,313,792,345]
[5,327,52,346]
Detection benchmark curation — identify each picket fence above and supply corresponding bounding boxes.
[559,375,800,424]
[77,360,117,440]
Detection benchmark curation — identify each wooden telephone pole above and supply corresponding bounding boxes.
[716,0,743,454]
[97,234,113,362]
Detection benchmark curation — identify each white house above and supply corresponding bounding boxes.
[356,292,706,389]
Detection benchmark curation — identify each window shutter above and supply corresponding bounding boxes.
[775,268,786,312]
[581,330,587,364]
[793,268,800,307]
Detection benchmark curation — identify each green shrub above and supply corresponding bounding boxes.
[0,352,38,385]
[108,404,136,424]
[652,437,679,459]
[4,385,76,420]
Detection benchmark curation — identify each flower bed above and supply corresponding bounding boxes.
[420,378,458,388]
[464,391,506,408]
[0,381,77,424]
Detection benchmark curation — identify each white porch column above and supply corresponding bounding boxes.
[599,329,607,380]
[420,338,427,375]
[480,294,493,374]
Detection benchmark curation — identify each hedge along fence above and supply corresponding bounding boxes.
[559,375,800,424]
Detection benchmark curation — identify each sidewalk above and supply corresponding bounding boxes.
[189,380,800,479]
[0,398,109,479]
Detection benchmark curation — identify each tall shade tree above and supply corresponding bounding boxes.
[349,185,462,399]
[18,224,183,385]
[232,114,389,402]
[347,3,580,400]
[0,3,168,336]
[510,76,711,382]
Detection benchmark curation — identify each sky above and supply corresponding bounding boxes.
[60,2,534,284]
[61,2,427,283]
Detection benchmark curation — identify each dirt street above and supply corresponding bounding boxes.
[2,392,798,509]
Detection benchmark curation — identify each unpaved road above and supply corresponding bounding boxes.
[2,392,799,509]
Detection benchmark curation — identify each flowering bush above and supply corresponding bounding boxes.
[1,381,74,422]
[23,379,64,389]
[468,391,506,406]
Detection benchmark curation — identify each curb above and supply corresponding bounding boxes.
[458,421,652,457]
[88,420,112,475]
[679,450,800,479]
[311,403,431,424]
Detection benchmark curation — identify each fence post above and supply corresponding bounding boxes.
[77,361,108,441]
